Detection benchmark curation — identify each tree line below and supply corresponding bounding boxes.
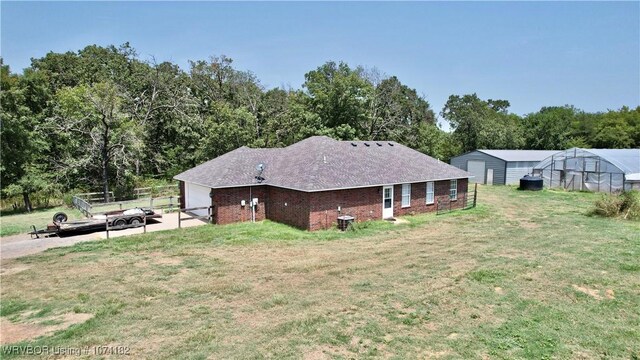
[1,43,638,210]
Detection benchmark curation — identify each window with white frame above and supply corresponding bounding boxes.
[401,184,411,207]
[426,181,434,204]
[449,179,457,200]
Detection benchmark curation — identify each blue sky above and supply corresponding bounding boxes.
[2,1,639,124]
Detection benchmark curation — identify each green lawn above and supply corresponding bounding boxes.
[0,206,83,237]
[1,186,639,359]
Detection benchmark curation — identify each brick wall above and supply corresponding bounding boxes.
[393,182,432,217]
[393,178,468,217]
[195,178,468,230]
[266,187,310,230]
[211,186,268,225]
[308,187,382,231]
[433,178,468,211]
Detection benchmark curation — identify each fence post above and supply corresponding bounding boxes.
[169,196,174,213]
[105,216,109,240]
[473,183,478,208]
[143,214,147,234]
[178,210,181,229]
[150,197,154,209]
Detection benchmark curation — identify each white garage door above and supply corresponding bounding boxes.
[185,182,211,216]
[467,160,486,184]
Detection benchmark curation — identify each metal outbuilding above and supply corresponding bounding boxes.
[532,148,640,192]
[451,150,561,185]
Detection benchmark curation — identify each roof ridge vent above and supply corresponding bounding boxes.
[351,142,357,147]
[364,143,370,147]
[376,142,382,146]
[388,142,394,146]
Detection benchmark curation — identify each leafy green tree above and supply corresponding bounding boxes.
[29,51,81,91]
[441,93,523,153]
[523,105,639,150]
[76,43,139,87]
[196,103,258,161]
[53,82,141,201]
[189,55,240,108]
[569,111,598,147]
[522,106,578,150]
[131,61,200,176]
[591,106,640,148]
[303,61,372,138]
[413,122,461,162]
[591,111,634,148]
[369,76,435,143]
[31,43,141,92]
[0,63,53,211]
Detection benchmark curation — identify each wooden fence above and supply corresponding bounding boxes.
[75,191,115,204]
[178,206,212,228]
[134,184,179,199]
[91,196,180,212]
[75,184,178,205]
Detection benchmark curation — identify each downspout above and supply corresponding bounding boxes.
[249,186,254,223]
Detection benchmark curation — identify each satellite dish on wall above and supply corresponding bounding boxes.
[255,163,266,183]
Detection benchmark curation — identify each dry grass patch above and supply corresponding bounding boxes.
[572,284,617,301]
[0,263,31,276]
[1,313,92,345]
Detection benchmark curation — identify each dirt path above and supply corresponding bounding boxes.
[0,212,206,260]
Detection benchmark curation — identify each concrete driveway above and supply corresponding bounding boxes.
[0,212,207,260]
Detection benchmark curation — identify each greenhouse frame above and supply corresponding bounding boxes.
[532,148,640,193]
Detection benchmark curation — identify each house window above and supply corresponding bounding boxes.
[426,181,434,204]
[449,179,457,201]
[401,184,411,207]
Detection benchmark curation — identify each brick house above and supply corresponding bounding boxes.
[174,136,471,231]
